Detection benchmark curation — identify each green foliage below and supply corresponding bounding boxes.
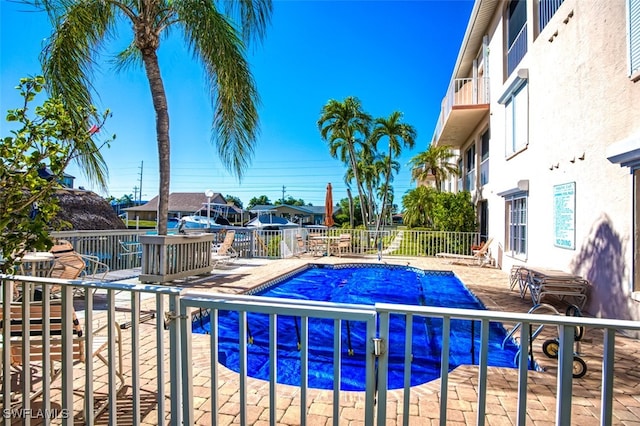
[401,186,434,228]
[430,191,478,232]
[334,196,363,227]
[0,76,110,273]
[402,187,477,232]
[408,145,459,191]
[225,194,244,209]
[274,196,308,206]
[247,195,271,209]
[266,236,281,258]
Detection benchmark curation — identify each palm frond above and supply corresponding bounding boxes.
[38,0,116,191]
[178,2,261,180]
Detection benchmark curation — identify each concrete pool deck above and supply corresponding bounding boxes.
[63,256,640,424]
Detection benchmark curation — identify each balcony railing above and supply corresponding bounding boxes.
[432,76,490,146]
[507,23,528,76]
[538,0,565,32]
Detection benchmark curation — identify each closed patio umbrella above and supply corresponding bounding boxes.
[325,183,335,227]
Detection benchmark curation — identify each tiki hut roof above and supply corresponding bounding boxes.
[52,189,126,230]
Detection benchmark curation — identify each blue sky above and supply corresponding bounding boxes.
[0,0,473,208]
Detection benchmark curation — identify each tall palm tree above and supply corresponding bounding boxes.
[408,145,458,192]
[370,111,416,234]
[318,97,372,226]
[35,0,272,235]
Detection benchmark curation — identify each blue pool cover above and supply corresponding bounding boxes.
[193,264,520,390]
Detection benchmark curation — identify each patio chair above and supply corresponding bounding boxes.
[332,234,352,257]
[307,236,326,257]
[0,299,124,417]
[212,230,238,266]
[435,237,494,267]
[48,241,109,296]
[294,234,308,257]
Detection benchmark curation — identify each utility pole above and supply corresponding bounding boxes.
[281,185,286,204]
[138,161,144,205]
[133,186,139,207]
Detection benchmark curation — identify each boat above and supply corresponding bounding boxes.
[168,202,234,231]
[245,214,299,230]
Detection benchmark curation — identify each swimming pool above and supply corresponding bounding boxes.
[193,263,520,391]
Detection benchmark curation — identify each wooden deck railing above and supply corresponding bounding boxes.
[138,234,216,283]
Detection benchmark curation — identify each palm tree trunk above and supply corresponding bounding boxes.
[347,142,368,226]
[141,50,171,235]
[374,153,393,245]
[347,187,354,229]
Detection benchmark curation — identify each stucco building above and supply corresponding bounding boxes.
[429,0,640,323]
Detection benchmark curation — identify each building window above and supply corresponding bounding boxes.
[538,0,565,32]
[630,0,640,77]
[480,129,490,186]
[508,195,527,256]
[465,145,476,191]
[504,82,528,155]
[457,158,463,191]
[507,0,528,76]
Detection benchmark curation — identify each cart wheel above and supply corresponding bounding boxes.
[573,356,587,378]
[574,325,585,342]
[542,339,559,358]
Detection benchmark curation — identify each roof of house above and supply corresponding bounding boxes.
[249,204,332,215]
[125,192,227,213]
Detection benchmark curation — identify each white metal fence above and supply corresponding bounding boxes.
[2,274,640,425]
[51,228,483,263]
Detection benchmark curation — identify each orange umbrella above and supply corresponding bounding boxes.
[324,183,335,227]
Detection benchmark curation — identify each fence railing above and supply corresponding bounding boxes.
[51,229,483,263]
[178,292,640,425]
[51,230,149,271]
[0,274,182,426]
[2,273,640,425]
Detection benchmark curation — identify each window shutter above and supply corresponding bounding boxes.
[630,0,640,75]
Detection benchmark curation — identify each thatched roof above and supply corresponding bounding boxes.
[52,189,126,230]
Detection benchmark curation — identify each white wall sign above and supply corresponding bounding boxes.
[554,182,576,249]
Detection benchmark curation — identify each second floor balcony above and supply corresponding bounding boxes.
[432,76,490,149]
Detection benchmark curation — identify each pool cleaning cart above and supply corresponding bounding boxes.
[503,303,587,378]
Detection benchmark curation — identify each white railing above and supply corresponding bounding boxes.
[177,292,640,425]
[0,274,182,426]
[507,23,528,76]
[52,229,484,262]
[51,230,149,271]
[538,0,565,31]
[433,76,490,144]
[3,274,640,425]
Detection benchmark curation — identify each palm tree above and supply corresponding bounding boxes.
[318,97,372,226]
[35,0,272,235]
[370,111,416,234]
[408,145,458,192]
[402,186,434,228]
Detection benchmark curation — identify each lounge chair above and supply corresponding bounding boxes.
[0,299,124,418]
[212,230,239,266]
[516,266,590,309]
[436,237,494,267]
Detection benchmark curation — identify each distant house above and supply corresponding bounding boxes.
[249,204,335,226]
[124,192,228,222]
[38,168,75,188]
